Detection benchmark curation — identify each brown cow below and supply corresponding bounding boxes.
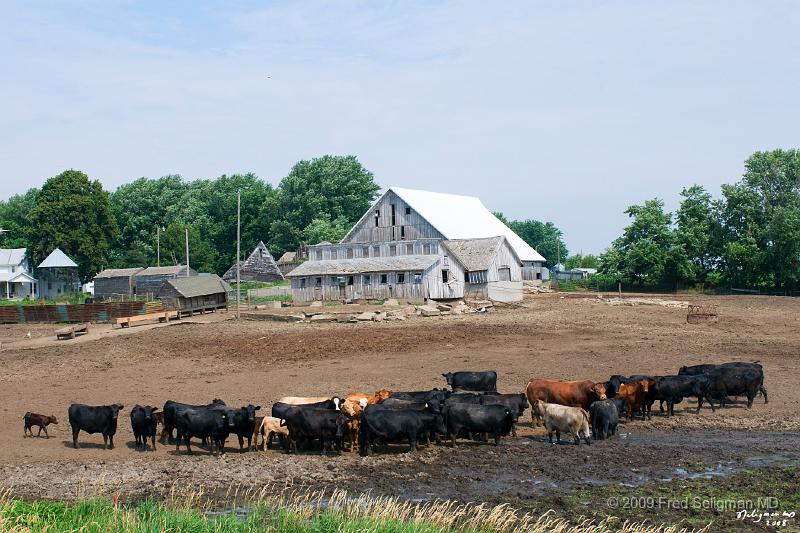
[339,390,391,452]
[23,412,58,438]
[616,380,650,421]
[526,379,606,426]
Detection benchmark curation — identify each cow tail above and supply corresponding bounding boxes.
[580,408,590,424]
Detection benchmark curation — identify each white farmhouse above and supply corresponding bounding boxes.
[0,248,37,299]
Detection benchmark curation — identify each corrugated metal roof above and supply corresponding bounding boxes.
[137,265,191,276]
[0,248,26,266]
[343,187,546,263]
[287,256,437,277]
[0,271,36,283]
[443,237,505,271]
[163,274,231,298]
[94,267,145,279]
[37,248,78,268]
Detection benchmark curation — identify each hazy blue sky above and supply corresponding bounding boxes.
[2,1,798,254]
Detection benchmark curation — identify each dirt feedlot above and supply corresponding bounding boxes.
[1,294,798,531]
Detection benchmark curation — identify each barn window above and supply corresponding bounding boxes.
[397,273,405,283]
[373,245,380,257]
[442,270,449,283]
[405,207,411,215]
[463,270,470,282]
[430,243,438,254]
[363,274,371,285]
[400,225,405,239]
[389,245,397,256]
[413,272,423,283]
[380,274,388,284]
[362,246,369,257]
[331,249,338,260]
[405,243,413,255]
[423,243,431,255]
[300,278,306,288]
[391,204,396,225]
[315,277,322,287]
[347,276,354,286]
[315,250,322,260]
[346,248,354,259]
[499,267,511,281]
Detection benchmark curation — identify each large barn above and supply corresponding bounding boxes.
[287,187,546,303]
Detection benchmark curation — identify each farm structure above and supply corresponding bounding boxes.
[134,265,197,297]
[222,241,284,283]
[92,267,144,300]
[37,248,80,299]
[157,274,231,316]
[0,248,37,299]
[288,187,545,303]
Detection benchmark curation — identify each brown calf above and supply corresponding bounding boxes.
[616,380,651,421]
[24,412,58,438]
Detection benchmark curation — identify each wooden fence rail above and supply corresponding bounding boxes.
[0,301,167,324]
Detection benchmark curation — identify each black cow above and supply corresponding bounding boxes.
[442,371,497,392]
[274,403,348,454]
[161,399,225,444]
[360,406,447,455]
[588,400,619,440]
[442,403,514,446]
[679,362,767,404]
[653,375,710,416]
[175,408,234,455]
[480,393,528,436]
[390,389,450,403]
[378,398,443,413]
[705,367,765,409]
[68,403,124,449]
[445,392,483,405]
[130,405,159,451]
[609,396,628,418]
[224,404,261,452]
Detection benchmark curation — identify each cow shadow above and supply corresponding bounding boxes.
[60,440,115,450]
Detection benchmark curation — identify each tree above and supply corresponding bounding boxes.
[28,170,119,282]
[599,199,691,285]
[565,253,599,270]
[493,213,567,267]
[0,188,37,249]
[302,215,351,245]
[157,222,216,273]
[674,185,718,282]
[270,155,380,253]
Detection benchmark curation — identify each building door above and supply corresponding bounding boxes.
[499,267,511,281]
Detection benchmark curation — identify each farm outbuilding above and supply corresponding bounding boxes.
[134,265,197,297]
[157,274,231,316]
[37,248,80,299]
[93,267,144,300]
[222,241,284,283]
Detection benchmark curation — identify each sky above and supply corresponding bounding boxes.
[1,1,798,254]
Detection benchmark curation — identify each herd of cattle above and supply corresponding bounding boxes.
[21,361,767,455]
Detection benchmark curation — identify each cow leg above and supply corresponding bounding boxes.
[555,430,561,444]
[511,424,517,438]
[109,434,114,450]
[71,425,80,448]
[493,433,501,446]
[574,433,579,445]
[761,385,768,404]
[151,434,157,451]
[746,393,755,409]
[43,426,49,439]
[450,434,457,447]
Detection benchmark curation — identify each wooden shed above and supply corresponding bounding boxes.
[158,274,231,316]
[134,265,197,297]
[93,267,145,300]
[222,241,284,283]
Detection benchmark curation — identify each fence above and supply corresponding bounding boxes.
[0,301,167,324]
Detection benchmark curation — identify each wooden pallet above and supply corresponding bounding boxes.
[55,323,90,340]
[115,310,180,328]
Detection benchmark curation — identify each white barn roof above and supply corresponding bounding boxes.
[348,187,546,263]
[37,248,78,268]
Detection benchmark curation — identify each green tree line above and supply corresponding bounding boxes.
[600,149,800,293]
[0,155,565,282]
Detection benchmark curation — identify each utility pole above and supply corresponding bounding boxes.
[185,228,190,277]
[236,189,241,319]
[156,226,161,267]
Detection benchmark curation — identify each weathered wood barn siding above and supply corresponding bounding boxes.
[343,191,445,243]
[93,268,144,300]
[158,275,229,315]
[135,266,197,296]
[308,238,441,261]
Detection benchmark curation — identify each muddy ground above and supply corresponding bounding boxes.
[1,293,799,531]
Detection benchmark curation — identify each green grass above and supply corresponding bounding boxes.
[231,280,289,291]
[0,293,94,306]
[249,294,292,304]
[0,487,700,533]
